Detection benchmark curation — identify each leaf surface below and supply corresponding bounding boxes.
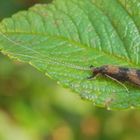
[0,0,140,110]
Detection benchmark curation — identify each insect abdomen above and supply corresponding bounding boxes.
[127,69,140,86]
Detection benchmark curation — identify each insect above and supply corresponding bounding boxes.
[88,65,140,92]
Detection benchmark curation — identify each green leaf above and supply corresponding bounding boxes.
[0,0,140,110]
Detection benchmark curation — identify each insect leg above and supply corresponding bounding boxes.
[87,65,95,79]
[87,75,95,79]
[105,74,129,93]
[89,65,94,68]
[87,73,100,80]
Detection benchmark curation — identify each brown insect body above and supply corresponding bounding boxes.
[90,65,140,86]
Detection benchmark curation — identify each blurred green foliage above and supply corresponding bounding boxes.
[0,0,140,140]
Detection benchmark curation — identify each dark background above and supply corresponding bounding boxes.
[0,0,140,140]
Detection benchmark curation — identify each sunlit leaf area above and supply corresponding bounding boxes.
[0,0,140,140]
[0,0,140,109]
